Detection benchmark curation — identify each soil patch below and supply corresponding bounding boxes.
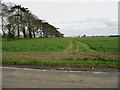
[2,52,118,59]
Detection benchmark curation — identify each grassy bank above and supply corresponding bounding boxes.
[2,57,118,68]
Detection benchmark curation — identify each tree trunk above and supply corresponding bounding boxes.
[7,24,13,38]
[28,23,32,38]
[33,31,35,38]
[1,14,6,38]
[29,31,32,38]
[28,28,32,38]
[8,28,11,38]
[23,28,26,38]
[17,25,20,38]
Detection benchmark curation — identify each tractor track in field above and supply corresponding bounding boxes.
[64,39,81,53]
[76,42,80,52]
[64,40,73,52]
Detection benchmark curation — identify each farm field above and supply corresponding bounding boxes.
[2,37,119,68]
[2,38,70,52]
[75,37,119,53]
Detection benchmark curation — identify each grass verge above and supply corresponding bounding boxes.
[2,57,119,68]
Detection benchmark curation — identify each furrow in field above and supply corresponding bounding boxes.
[71,39,80,52]
[70,39,95,53]
[76,42,80,52]
[64,40,73,52]
[78,41,96,53]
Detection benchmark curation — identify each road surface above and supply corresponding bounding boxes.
[2,67,118,88]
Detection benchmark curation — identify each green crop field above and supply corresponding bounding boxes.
[2,37,119,68]
[2,37,119,53]
[2,38,70,52]
[75,37,119,53]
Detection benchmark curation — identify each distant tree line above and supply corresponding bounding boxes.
[0,1,64,38]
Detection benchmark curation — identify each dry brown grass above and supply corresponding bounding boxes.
[2,52,118,59]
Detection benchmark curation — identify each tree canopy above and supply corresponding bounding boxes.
[0,1,64,38]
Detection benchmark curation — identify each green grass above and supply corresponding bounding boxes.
[77,41,96,53]
[2,38,70,52]
[2,57,118,68]
[2,37,119,53]
[71,39,77,52]
[75,37,119,53]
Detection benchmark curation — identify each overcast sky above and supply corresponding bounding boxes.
[3,0,118,36]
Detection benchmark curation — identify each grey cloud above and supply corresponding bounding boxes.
[72,20,85,23]
[60,18,118,28]
[90,18,118,27]
[87,18,117,27]
[60,21,72,24]
[60,17,117,36]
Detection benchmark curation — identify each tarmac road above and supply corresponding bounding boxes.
[2,67,118,88]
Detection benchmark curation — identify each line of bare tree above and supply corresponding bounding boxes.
[0,1,64,38]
